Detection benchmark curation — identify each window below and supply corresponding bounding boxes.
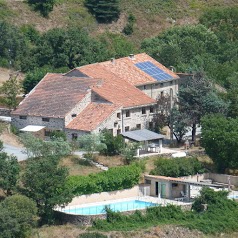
[117,112,121,119]
[71,113,77,118]
[136,124,141,129]
[170,81,173,85]
[150,106,154,113]
[126,110,130,117]
[19,115,27,120]
[125,126,130,132]
[42,117,50,122]
[108,129,113,134]
[145,179,151,184]
[44,130,51,137]
[143,85,147,90]
[117,129,121,135]
[142,107,146,114]
[149,122,153,129]
[72,133,78,140]
[160,91,164,97]
[160,83,163,87]
[114,122,118,127]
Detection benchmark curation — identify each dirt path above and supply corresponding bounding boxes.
[0,125,23,148]
[0,67,25,85]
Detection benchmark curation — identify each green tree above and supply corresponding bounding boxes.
[170,107,189,144]
[192,187,229,212]
[0,21,28,69]
[0,144,20,196]
[100,130,124,156]
[0,73,21,109]
[200,7,238,43]
[201,115,238,172]
[21,156,73,224]
[27,0,55,17]
[0,194,38,238]
[178,73,228,142]
[20,133,71,158]
[121,142,138,165]
[99,32,136,58]
[123,13,136,35]
[34,27,109,69]
[77,133,107,160]
[22,67,50,94]
[85,0,120,23]
[152,95,188,144]
[141,24,219,78]
[151,157,204,177]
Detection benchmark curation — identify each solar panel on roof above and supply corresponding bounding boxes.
[135,61,173,81]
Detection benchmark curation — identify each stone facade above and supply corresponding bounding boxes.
[137,79,178,100]
[65,105,156,140]
[65,91,92,126]
[11,115,65,131]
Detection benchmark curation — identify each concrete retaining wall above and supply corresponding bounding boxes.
[182,173,238,186]
[208,173,238,186]
[68,186,140,206]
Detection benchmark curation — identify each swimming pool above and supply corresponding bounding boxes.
[62,200,157,215]
[228,195,238,199]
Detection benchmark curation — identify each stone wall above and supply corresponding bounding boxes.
[54,210,106,226]
[11,115,65,130]
[207,173,238,187]
[65,91,92,126]
[0,108,12,116]
[68,186,140,206]
[137,79,178,100]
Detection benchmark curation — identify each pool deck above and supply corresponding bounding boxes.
[55,196,192,214]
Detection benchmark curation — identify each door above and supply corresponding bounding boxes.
[161,184,166,198]
[155,182,159,196]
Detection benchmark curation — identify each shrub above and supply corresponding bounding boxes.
[100,130,124,156]
[85,0,120,23]
[151,157,205,177]
[66,164,141,195]
[0,194,38,238]
[123,13,136,35]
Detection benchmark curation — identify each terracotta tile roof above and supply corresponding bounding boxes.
[66,102,119,131]
[80,64,156,108]
[12,74,100,118]
[79,53,179,86]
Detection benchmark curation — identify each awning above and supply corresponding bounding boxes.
[121,129,164,142]
[20,125,45,132]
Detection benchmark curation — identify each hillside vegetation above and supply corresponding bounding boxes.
[2,0,238,45]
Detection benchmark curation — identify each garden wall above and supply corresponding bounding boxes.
[68,185,140,206]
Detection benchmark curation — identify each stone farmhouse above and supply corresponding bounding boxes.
[11,53,179,141]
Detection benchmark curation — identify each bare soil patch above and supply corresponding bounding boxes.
[96,154,124,168]
[32,224,238,238]
[0,123,22,147]
[0,68,25,86]
[60,155,101,176]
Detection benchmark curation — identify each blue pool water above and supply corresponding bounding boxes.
[228,195,238,199]
[62,200,157,215]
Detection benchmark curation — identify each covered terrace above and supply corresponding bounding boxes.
[144,175,228,202]
[121,129,164,156]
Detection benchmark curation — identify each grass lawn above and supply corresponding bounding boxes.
[96,154,124,168]
[60,155,101,176]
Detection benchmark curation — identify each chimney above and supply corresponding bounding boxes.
[169,66,176,72]
[129,54,135,60]
[110,58,115,64]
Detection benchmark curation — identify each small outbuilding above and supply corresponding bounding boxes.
[20,125,46,139]
[121,129,164,156]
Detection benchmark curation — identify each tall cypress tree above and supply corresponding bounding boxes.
[85,0,120,23]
